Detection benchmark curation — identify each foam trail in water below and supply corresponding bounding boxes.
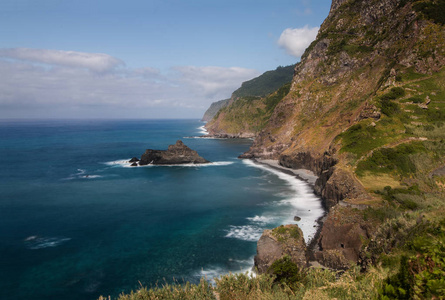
[24,236,71,250]
[246,215,275,224]
[242,159,324,243]
[63,169,103,180]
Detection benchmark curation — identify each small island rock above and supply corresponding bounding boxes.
[138,140,210,165]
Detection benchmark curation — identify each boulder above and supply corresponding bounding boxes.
[254,224,307,274]
[138,140,210,165]
[314,205,372,270]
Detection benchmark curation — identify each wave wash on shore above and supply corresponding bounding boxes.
[242,159,324,243]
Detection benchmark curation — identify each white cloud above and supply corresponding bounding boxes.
[278,26,319,58]
[0,48,124,72]
[173,66,261,99]
[0,48,260,118]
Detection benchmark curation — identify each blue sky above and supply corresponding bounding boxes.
[0,0,331,119]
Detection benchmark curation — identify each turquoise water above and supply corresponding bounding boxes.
[0,119,323,299]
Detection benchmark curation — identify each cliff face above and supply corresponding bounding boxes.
[204,65,295,137]
[205,0,445,269]
[201,99,230,122]
[246,0,444,162]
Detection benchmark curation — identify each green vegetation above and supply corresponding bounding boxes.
[265,83,291,111]
[356,142,426,177]
[268,256,303,290]
[232,65,295,99]
[106,264,387,300]
[100,278,215,300]
[378,87,405,117]
[272,225,301,243]
[413,0,445,25]
[379,219,445,299]
[208,82,292,134]
[339,122,381,156]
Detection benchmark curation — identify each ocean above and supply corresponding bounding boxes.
[0,119,323,299]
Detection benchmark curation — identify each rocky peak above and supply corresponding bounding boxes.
[328,0,348,16]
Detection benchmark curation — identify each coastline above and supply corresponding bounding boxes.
[250,158,326,262]
[254,159,318,187]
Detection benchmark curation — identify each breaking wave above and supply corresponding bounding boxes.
[242,159,324,243]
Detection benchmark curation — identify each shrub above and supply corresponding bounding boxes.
[356,142,426,177]
[339,122,382,156]
[380,219,445,299]
[269,256,303,290]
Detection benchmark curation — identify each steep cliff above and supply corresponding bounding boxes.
[201,99,230,122]
[206,0,445,270]
[204,65,295,137]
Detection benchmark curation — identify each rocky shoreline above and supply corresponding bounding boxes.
[248,158,327,271]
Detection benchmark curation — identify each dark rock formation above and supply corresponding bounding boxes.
[138,140,210,165]
[314,206,373,270]
[129,157,140,163]
[254,225,307,274]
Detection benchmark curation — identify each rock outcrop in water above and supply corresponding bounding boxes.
[134,140,210,165]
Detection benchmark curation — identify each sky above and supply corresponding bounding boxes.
[0,0,332,119]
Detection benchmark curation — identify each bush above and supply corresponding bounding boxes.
[380,219,445,299]
[356,142,426,177]
[378,87,405,117]
[340,122,383,156]
[269,256,303,290]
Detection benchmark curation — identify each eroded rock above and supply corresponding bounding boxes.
[254,224,307,274]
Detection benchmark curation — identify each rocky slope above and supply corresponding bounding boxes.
[204,65,295,137]
[207,0,445,271]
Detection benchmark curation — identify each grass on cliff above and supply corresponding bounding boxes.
[338,67,445,188]
[101,264,388,300]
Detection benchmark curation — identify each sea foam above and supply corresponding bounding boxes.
[225,225,264,242]
[242,159,324,243]
[24,236,71,250]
